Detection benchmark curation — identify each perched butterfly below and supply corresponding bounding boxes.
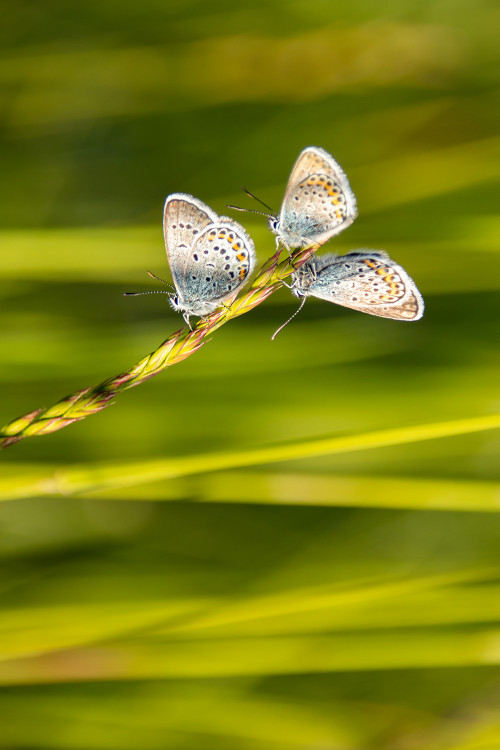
[273,251,424,338]
[269,146,358,250]
[229,146,357,252]
[126,193,256,327]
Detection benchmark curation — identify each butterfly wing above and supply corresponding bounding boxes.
[305,251,424,320]
[163,193,218,298]
[278,146,358,248]
[175,216,256,317]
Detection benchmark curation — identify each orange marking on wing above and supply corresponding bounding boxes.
[364,260,377,268]
[239,268,246,279]
[237,253,246,261]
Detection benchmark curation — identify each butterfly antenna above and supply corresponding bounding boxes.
[227,187,276,218]
[241,188,276,214]
[227,204,272,218]
[147,270,174,290]
[124,270,174,295]
[271,295,307,341]
[123,289,170,296]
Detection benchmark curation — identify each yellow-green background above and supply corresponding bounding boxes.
[1,1,500,747]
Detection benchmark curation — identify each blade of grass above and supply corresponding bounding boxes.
[2,627,500,684]
[0,567,497,659]
[1,413,499,500]
[81,471,500,512]
[0,246,312,449]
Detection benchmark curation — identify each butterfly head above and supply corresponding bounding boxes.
[267,216,280,235]
[168,294,182,313]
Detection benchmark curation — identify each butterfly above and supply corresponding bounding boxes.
[272,250,424,338]
[269,146,358,250]
[228,146,357,253]
[126,193,256,327]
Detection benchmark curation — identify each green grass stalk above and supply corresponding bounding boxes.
[0,246,315,449]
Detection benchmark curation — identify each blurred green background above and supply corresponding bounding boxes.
[1,0,500,747]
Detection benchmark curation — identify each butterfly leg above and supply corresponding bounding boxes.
[282,239,294,260]
[182,312,193,330]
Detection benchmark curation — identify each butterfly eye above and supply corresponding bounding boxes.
[169,295,181,311]
[268,217,279,231]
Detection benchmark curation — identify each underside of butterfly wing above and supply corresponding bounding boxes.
[294,252,424,321]
[174,220,256,318]
[276,147,358,247]
[163,193,217,293]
